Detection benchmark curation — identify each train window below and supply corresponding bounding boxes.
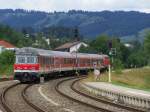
[37,57,40,63]
[17,56,26,63]
[50,57,54,64]
[73,59,76,64]
[50,58,52,64]
[27,57,36,64]
[64,58,68,64]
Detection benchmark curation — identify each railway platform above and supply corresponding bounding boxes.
[81,82,150,109]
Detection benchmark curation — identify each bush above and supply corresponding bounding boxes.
[0,50,15,65]
[113,59,124,74]
[0,50,15,76]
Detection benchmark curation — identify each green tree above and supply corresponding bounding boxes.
[0,50,15,76]
[90,35,109,54]
[127,50,147,68]
[144,32,150,64]
[0,24,34,48]
[0,50,15,65]
[32,33,50,49]
[113,59,124,74]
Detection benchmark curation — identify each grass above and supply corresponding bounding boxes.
[83,68,150,91]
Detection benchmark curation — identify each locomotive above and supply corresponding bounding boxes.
[14,47,110,82]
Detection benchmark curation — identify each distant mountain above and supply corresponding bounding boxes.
[0,9,150,38]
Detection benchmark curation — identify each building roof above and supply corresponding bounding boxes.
[55,41,82,50]
[0,40,16,48]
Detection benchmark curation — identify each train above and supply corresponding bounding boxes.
[14,47,110,82]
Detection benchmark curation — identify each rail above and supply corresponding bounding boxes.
[72,78,146,112]
[55,76,115,112]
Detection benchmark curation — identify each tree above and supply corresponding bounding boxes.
[113,59,124,74]
[127,50,147,68]
[0,50,15,75]
[0,50,15,65]
[90,35,109,54]
[0,24,34,48]
[32,33,50,49]
[144,32,150,58]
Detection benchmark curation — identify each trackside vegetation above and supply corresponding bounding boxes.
[84,68,150,91]
[0,50,15,76]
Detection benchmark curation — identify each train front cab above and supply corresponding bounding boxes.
[14,55,40,83]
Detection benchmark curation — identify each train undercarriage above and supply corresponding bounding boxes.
[14,67,108,83]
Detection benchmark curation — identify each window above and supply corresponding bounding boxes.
[27,57,35,63]
[17,57,26,63]
[50,57,54,64]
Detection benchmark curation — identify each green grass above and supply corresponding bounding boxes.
[83,68,150,91]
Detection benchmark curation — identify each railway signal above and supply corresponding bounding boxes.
[108,64,111,83]
[108,40,116,83]
[109,48,116,63]
[108,40,112,49]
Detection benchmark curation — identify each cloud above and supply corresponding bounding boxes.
[0,0,150,13]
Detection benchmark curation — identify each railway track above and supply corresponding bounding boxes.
[55,76,146,112]
[0,76,146,112]
[71,78,146,112]
[55,76,114,112]
[22,84,47,112]
[1,83,19,112]
[0,83,47,112]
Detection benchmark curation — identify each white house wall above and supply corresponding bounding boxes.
[0,46,6,53]
[70,42,88,52]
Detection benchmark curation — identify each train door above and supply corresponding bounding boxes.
[54,57,60,71]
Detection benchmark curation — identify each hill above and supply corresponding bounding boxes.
[0,9,150,38]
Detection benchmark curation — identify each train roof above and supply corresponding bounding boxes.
[16,47,108,59]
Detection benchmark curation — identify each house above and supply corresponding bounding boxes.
[0,40,16,53]
[0,46,5,53]
[55,41,88,52]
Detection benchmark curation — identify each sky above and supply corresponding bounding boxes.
[0,0,150,13]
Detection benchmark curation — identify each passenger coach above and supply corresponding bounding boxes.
[14,47,109,82]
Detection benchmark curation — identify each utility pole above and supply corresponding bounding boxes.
[108,40,112,83]
[108,48,116,83]
[74,27,79,76]
[74,27,80,41]
[76,45,78,76]
[108,64,111,82]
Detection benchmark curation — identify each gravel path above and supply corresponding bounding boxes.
[27,77,100,112]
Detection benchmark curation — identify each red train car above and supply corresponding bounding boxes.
[14,47,109,82]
